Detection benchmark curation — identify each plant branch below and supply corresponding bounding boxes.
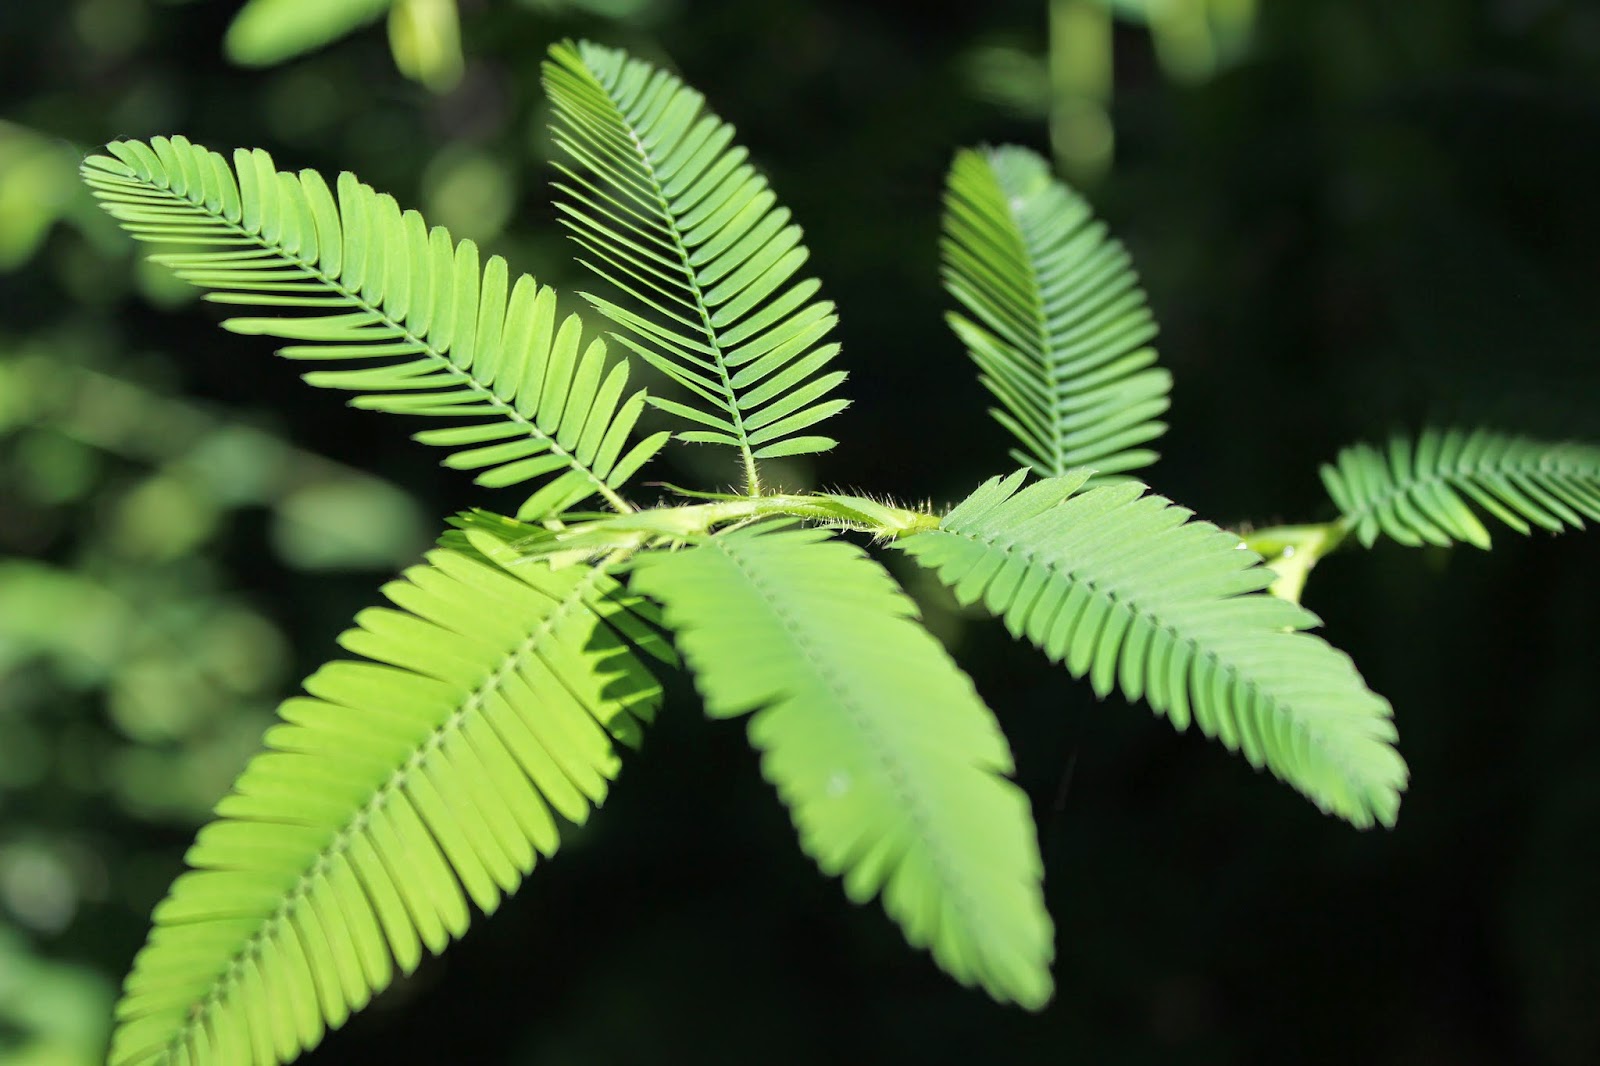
[1240,521,1350,604]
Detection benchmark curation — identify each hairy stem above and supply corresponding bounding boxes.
[494,490,941,565]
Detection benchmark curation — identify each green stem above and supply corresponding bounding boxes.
[1239,520,1350,604]
[488,491,941,565]
[662,493,938,539]
[742,452,762,498]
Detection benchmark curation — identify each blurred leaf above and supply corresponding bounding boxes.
[963,43,1050,118]
[423,147,515,242]
[192,608,288,694]
[2,353,430,570]
[1103,0,1258,80]
[223,0,393,67]
[131,254,198,309]
[176,426,288,507]
[0,842,79,934]
[388,0,464,91]
[0,123,78,272]
[107,656,216,743]
[270,478,429,570]
[11,430,99,506]
[108,715,272,822]
[0,562,131,682]
[0,923,114,1066]
[109,474,219,561]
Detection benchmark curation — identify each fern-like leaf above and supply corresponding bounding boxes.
[898,471,1407,828]
[1322,427,1600,549]
[80,136,669,519]
[942,146,1170,478]
[109,538,669,1066]
[542,41,849,484]
[630,523,1053,1008]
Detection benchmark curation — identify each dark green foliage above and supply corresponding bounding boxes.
[1323,428,1600,549]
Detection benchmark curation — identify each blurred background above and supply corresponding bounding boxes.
[2,1,1599,1063]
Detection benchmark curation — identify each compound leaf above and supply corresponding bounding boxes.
[109,543,667,1066]
[1322,427,1600,549]
[899,470,1407,829]
[942,146,1170,479]
[543,41,848,483]
[631,523,1053,1009]
[81,137,668,519]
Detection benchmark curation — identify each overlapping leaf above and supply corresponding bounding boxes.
[630,523,1053,1008]
[80,136,667,519]
[109,538,669,1066]
[542,41,849,482]
[898,471,1407,828]
[1322,427,1600,549]
[942,146,1170,478]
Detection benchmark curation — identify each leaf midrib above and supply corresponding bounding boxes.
[1000,176,1064,476]
[595,64,760,491]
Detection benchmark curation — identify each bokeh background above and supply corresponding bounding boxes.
[3,1,1599,1063]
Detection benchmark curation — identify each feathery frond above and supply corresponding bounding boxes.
[1322,427,1600,549]
[109,537,668,1066]
[942,146,1170,478]
[898,471,1407,828]
[631,523,1054,1009]
[80,136,668,519]
[542,41,849,487]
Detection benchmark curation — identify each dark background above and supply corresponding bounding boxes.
[3,1,1599,1063]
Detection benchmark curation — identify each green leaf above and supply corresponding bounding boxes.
[631,523,1054,1009]
[387,0,465,92]
[80,137,666,519]
[542,40,849,485]
[224,0,393,67]
[941,146,1170,479]
[108,543,668,1066]
[898,470,1407,829]
[1321,427,1600,549]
